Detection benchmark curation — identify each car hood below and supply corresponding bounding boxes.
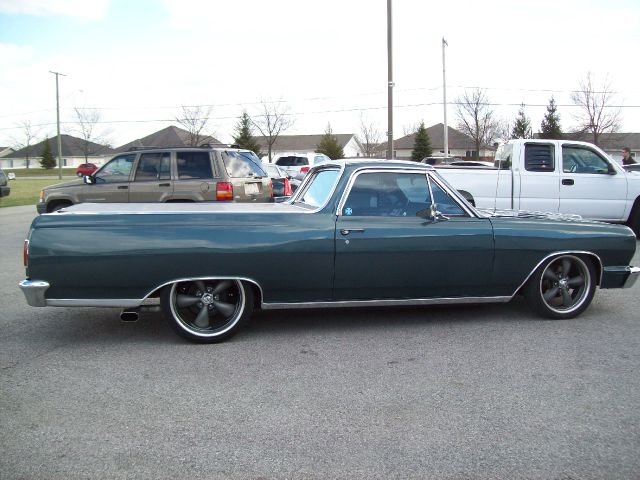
[476,208,584,222]
[45,179,84,190]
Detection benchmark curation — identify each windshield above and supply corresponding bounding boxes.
[294,168,340,208]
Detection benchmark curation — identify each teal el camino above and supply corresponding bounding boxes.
[19,160,639,343]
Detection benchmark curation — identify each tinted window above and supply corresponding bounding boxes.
[177,152,213,179]
[429,178,465,216]
[223,151,267,178]
[296,169,340,208]
[276,156,309,167]
[562,146,611,174]
[525,144,554,172]
[95,155,135,184]
[134,152,171,181]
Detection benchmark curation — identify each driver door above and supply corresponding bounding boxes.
[81,154,136,203]
[333,170,495,300]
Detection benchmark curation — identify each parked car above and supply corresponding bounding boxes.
[37,146,272,213]
[75,163,99,177]
[261,163,293,197]
[20,160,639,344]
[0,168,10,198]
[273,152,331,179]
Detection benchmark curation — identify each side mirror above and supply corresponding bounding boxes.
[430,204,449,221]
[83,175,94,184]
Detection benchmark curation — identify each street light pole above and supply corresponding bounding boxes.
[442,38,448,159]
[386,0,394,159]
[50,71,66,180]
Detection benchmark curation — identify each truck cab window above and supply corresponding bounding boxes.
[524,144,555,172]
[562,146,611,174]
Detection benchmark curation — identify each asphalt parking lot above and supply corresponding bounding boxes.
[1,205,639,479]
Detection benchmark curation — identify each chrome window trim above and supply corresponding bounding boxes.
[336,167,478,218]
[288,163,345,213]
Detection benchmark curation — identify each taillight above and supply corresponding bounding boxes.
[269,180,274,198]
[283,177,292,196]
[216,182,233,201]
[300,166,310,174]
[23,239,29,267]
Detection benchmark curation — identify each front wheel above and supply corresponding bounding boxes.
[523,255,596,319]
[160,279,253,343]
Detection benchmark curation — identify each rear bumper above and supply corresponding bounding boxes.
[601,266,640,289]
[19,280,50,306]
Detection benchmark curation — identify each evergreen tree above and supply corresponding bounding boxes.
[411,121,433,161]
[539,97,563,139]
[316,123,344,159]
[232,111,262,157]
[511,103,533,139]
[40,138,57,169]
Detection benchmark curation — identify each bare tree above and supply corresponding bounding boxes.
[454,88,501,159]
[73,108,112,160]
[357,114,382,157]
[570,72,621,146]
[402,122,420,136]
[251,100,294,162]
[175,105,214,146]
[10,120,42,168]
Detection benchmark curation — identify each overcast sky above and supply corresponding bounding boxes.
[1,0,639,149]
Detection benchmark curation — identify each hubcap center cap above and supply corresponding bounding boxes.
[201,293,214,305]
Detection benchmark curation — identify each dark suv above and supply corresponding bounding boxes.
[0,168,10,198]
[37,146,272,213]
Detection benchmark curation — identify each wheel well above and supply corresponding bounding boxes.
[47,200,73,212]
[458,190,475,207]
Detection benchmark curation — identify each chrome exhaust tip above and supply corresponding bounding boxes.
[120,309,140,322]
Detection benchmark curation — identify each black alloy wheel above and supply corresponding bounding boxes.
[524,255,596,319]
[161,279,253,343]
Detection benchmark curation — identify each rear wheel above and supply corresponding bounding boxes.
[160,279,253,343]
[524,255,596,319]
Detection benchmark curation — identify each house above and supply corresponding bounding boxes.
[0,147,14,158]
[254,133,363,159]
[1,135,114,169]
[391,123,495,160]
[114,126,221,152]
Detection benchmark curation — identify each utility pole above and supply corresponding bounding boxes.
[442,38,448,159]
[50,71,66,180]
[386,0,394,159]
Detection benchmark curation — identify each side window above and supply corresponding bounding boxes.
[562,146,611,174]
[176,152,213,179]
[343,172,428,217]
[95,154,135,184]
[314,155,328,165]
[223,152,267,178]
[429,178,465,216]
[134,152,171,181]
[525,144,555,172]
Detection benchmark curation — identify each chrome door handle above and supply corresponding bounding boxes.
[340,228,365,235]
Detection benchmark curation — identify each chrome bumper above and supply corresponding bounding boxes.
[19,280,50,307]
[624,267,640,288]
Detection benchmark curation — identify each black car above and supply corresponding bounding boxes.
[0,168,10,198]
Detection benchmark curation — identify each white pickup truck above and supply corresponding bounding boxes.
[435,139,640,236]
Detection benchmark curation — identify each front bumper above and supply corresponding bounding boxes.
[601,266,640,289]
[19,280,50,306]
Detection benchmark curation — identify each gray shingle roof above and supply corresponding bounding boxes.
[5,135,114,158]
[393,123,478,150]
[254,133,356,151]
[115,126,221,152]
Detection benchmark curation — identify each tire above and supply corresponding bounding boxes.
[628,203,640,237]
[49,202,72,212]
[524,255,596,319]
[160,279,253,343]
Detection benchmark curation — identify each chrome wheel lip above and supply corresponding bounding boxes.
[539,255,591,315]
[169,280,245,338]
